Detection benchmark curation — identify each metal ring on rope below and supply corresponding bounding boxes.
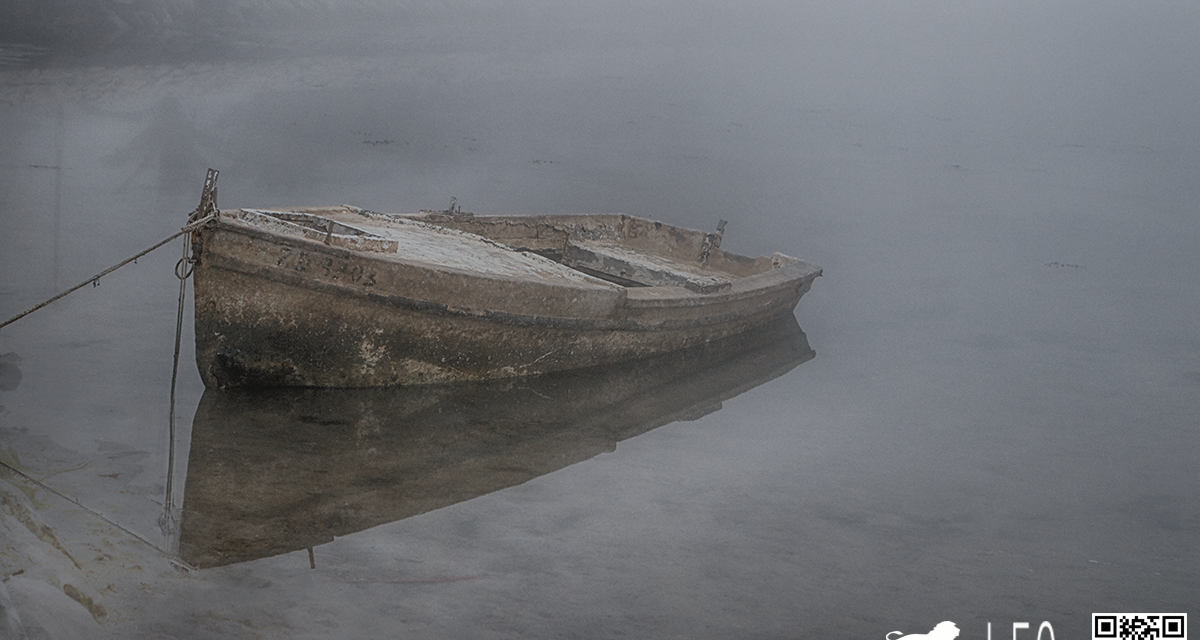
[174,256,194,281]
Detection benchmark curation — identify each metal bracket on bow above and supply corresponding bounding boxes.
[191,168,219,222]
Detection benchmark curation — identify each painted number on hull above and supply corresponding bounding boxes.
[276,248,377,286]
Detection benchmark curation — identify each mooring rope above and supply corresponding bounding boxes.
[158,212,195,555]
[0,458,197,571]
[0,213,215,331]
[157,168,218,559]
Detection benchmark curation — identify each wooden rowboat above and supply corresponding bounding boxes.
[190,205,820,388]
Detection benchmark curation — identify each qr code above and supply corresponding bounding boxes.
[1093,614,1187,640]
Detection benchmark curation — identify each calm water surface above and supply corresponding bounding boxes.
[1,3,1198,638]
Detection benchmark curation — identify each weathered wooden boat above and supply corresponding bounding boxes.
[179,314,814,568]
[191,203,820,388]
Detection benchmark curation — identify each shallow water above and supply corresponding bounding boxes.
[2,3,1198,638]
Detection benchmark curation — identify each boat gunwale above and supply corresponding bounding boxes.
[241,207,788,279]
[201,213,819,319]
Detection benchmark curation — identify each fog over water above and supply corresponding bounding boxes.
[1,2,1198,638]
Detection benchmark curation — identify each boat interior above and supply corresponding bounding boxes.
[227,206,798,293]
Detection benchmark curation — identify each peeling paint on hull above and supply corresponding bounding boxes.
[191,207,821,388]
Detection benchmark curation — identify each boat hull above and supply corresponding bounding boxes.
[192,210,819,388]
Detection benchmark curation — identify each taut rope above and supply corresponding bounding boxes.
[0,213,215,331]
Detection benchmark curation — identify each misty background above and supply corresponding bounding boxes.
[1,2,1197,638]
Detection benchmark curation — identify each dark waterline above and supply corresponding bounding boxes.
[2,3,1198,638]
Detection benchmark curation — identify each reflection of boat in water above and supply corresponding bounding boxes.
[178,314,814,568]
